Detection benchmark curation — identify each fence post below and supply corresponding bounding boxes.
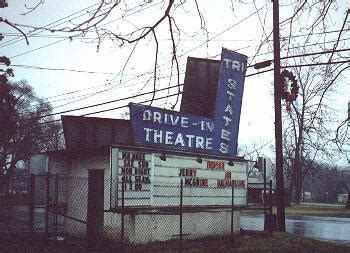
[269,180,273,237]
[87,169,105,250]
[263,158,267,213]
[29,174,35,234]
[120,176,125,245]
[45,172,50,237]
[54,174,59,238]
[180,179,183,252]
[231,180,235,241]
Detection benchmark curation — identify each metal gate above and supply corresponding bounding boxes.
[29,173,88,239]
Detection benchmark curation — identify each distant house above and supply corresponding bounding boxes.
[338,194,348,204]
[247,157,274,204]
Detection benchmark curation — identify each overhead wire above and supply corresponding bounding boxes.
[34,91,183,125]
[2,1,158,48]
[6,1,163,56]
[327,9,349,63]
[8,2,349,118]
[10,64,116,75]
[7,0,317,113]
[16,83,184,119]
[14,44,350,114]
[8,33,349,80]
[18,54,350,121]
[1,1,103,47]
[248,36,350,62]
[12,37,349,112]
[9,6,266,112]
[3,25,349,42]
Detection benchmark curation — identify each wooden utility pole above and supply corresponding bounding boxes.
[272,0,286,231]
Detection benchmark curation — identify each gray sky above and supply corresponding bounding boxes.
[2,0,350,163]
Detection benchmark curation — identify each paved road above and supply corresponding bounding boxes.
[286,216,350,246]
[240,212,350,246]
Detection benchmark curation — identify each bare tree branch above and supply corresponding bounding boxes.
[21,0,45,16]
[0,18,29,45]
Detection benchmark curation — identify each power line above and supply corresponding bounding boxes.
[19,57,350,126]
[282,59,350,68]
[11,3,347,115]
[22,68,187,111]
[11,64,116,75]
[36,91,183,125]
[248,36,350,62]
[2,1,154,48]
[25,57,350,120]
[13,41,348,93]
[9,3,264,61]
[328,9,349,63]
[2,32,266,42]
[246,58,350,77]
[243,139,274,157]
[247,47,350,69]
[11,7,265,109]
[17,83,184,119]
[8,3,266,114]
[15,45,350,113]
[10,38,68,58]
[4,22,349,45]
[11,44,350,113]
[82,92,183,117]
[281,47,350,60]
[6,1,163,55]
[1,2,102,47]
[279,27,350,41]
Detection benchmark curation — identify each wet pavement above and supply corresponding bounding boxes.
[286,216,350,246]
[2,205,350,246]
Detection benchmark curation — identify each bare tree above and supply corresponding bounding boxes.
[3,1,349,199]
[281,49,349,204]
[7,0,209,108]
[0,80,64,194]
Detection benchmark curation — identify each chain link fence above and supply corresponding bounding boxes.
[102,177,273,251]
[29,173,88,247]
[0,172,274,251]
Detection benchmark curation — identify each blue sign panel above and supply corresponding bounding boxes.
[212,48,247,156]
[129,48,247,157]
[129,103,215,153]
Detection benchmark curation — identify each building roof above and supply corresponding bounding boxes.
[62,115,133,152]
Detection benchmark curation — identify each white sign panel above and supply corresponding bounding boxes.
[110,148,247,208]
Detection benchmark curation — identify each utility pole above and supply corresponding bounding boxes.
[272,0,286,231]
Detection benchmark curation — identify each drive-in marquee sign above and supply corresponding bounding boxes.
[129,48,247,157]
[110,148,247,208]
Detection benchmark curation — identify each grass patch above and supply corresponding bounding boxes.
[2,232,350,252]
[104,232,350,253]
[275,204,350,218]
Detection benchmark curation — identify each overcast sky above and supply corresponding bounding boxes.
[2,0,350,163]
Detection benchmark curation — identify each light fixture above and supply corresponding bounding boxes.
[254,60,272,70]
[196,157,202,164]
[228,160,234,166]
[159,153,166,161]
